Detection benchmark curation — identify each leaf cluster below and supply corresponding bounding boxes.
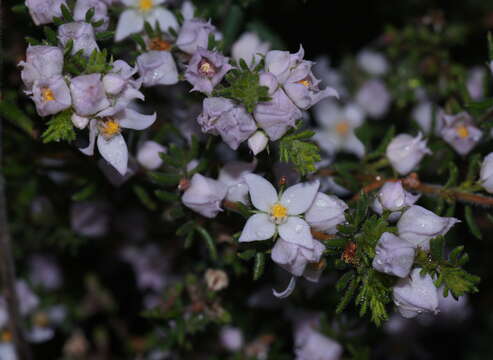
[278,129,321,176]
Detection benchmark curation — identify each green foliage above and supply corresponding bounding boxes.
[41,109,76,143]
[0,96,35,137]
[278,129,321,176]
[63,48,113,76]
[213,60,270,112]
[331,196,397,326]
[416,236,480,298]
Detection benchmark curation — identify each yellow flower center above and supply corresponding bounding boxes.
[198,59,216,78]
[335,121,350,136]
[100,118,121,139]
[41,87,55,102]
[270,203,288,221]
[455,124,469,139]
[139,0,153,11]
[297,78,311,87]
[1,331,12,343]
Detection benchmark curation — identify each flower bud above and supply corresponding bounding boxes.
[217,161,256,205]
[232,32,270,67]
[355,79,391,119]
[136,141,167,170]
[70,73,110,116]
[372,181,420,221]
[295,330,343,360]
[26,0,66,25]
[356,49,389,76]
[57,21,99,57]
[18,45,64,89]
[304,192,347,234]
[73,0,109,32]
[71,114,89,129]
[397,205,460,250]
[136,51,179,87]
[393,268,439,318]
[480,152,493,193]
[386,133,431,175]
[220,326,244,352]
[248,131,269,155]
[176,18,217,55]
[253,89,301,141]
[372,232,415,278]
[181,174,227,218]
[205,269,229,291]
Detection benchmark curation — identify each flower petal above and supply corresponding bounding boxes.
[80,119,98,156]
[115,9,144,42]
[244,173,278,212]
[238,213,276,243]
[271,239,298,265]
[278,217,313,249]
[147,7,179,32]
[272,276,297,299]
[280,180,320,215]
[97,134,128,175]
[118,108,156,130]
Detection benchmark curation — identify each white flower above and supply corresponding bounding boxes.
[136,51,179,87]
[232,32,270,67]
[181,174,227,218]
[25,0,66,25]
[295,330,342,360]
[411,101,442,135]
[80,108,156,175]
[355,79,391,119]
[372,181,420,222]
[313,100,365,158]
[397,205,460,250]
[0,342,16,360]
[466,66,486,101]
[18,45,64,89]
[248,131,269,155]
[181,1,195,20]
[439,111,482,156]
[356,49,389,76]
[73,0,109,32]
[271,238,325,281]
[57,21,99,57]
[175,18,218,54]
[304,192,347,234]
[386,133,431,175]
[220,326,244,352]
[238,174,319,250]
[480,152,493,193]
[218,161,256,205]
[372,232,415,278]
[393,268,439,318]
[31,75,71,117]
[136,140,166,170]
[70,73,110,116]
[115,0,178,41]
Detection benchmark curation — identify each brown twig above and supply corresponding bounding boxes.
[0,118,32,359]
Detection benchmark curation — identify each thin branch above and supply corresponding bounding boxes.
[0,117,32,360]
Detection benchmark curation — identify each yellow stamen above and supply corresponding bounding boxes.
[100,118,121,139]
[139,0,153,11]
[297,79,311,87]
[335,121,350,136]
[200,62,212,73]
[270,203,288,219]
[41,87,55,102]
[455,124,469,139]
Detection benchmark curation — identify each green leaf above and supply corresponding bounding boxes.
[0,100,35,137]
[133,185,158,211]
[213,68,270,113]
[253,252,266,280]
[85,7,95,22]
[61,4,73,21]
[95,31,114,41]
[279,130,321,176]
[154,190,180,202]
[149,172,181,186]
[237,249,256,260]
[42,110,76,143]
[465,206,482,239]
[43,26,58,45]
[444,162,458,188]
[72,184,96,201]
[196,226,218,261]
